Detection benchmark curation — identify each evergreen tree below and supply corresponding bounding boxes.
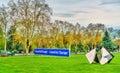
[7,25,16,51]
[102,30,116,51]
[7,25,24,52]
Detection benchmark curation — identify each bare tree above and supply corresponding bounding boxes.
[8,0,52,55]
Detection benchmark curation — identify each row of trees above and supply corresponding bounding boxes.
[0,0,119,55]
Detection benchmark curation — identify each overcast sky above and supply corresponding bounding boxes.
[47,0,120,26]
[0,0,120,26]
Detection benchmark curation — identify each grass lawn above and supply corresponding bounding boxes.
[0,53,120,73]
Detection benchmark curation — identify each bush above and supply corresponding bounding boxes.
[0,50,8,57]
[0,50,14,57]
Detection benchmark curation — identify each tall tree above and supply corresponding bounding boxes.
[8,0,52,55]
[0,25,4,50]
[7,25,16,51]
[102,30,116,51]
[0,5,9,50]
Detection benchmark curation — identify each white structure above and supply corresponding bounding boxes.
[100,47,113,65]
[86,49,97,64]
[86,47,114,65]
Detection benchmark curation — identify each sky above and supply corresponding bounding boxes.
[0,0,120,27]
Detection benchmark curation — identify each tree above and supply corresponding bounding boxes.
[102,30,116,51]
[8,0,52,55]
[0,25,4,50]
[0,5,9,51]
[7,25,16,51]
[117,30,120,38]
[114,40,120,52]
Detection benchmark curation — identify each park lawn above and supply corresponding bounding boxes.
[0,53,120,73]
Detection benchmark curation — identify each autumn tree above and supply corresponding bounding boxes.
[86,23,105,49]
[8,0,52,55]
[114,40,120,52]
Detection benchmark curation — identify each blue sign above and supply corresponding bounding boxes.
[34,48,70,57]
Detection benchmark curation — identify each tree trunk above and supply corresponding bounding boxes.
[75,49,78,54]
[26,47,29,55]
[118,45,120,52]
[75,44,78,54]
[69,44,71,50]
[25,38,30,55]
[4,34,6,51]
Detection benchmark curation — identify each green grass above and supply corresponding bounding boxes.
[0,53,120,73]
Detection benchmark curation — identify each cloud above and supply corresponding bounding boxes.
[100,0,120,5]
[47,0,85,5]
[1,0,119,27]
[54,13,75,17]
[2,0,119,26]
